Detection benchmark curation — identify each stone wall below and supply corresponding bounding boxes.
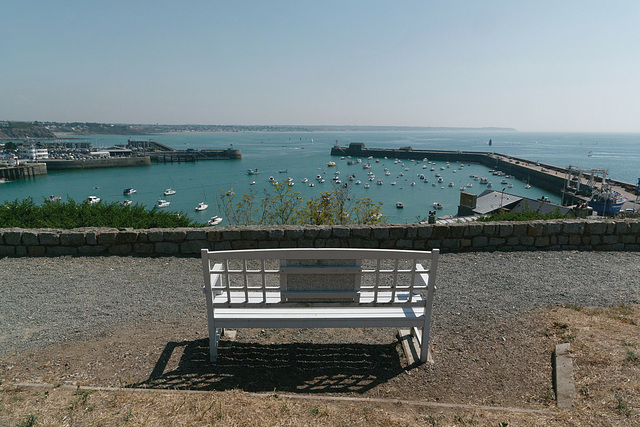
[1,218,639,257]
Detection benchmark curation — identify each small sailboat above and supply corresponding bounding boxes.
[164,188,176,196]
[195,185,208,211]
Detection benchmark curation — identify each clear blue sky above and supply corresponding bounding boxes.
[2,1,639,132]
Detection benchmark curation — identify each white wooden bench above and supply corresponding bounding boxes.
[201,248,439,363]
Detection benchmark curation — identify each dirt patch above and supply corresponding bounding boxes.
[1,305,639,425]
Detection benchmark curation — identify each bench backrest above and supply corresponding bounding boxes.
[201,248,439,308]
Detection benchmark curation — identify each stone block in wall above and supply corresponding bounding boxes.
[534,236,550,247]
[326,238,346,248]
[27,246,46,256]
[417,226,433,239]
[133,243,155,254]
[206,230,222,242]
[412,239,427,249]
[464,223,483,237]
[449,225,465,238]
[155,242,179,254]
[46,246,78,256]
[347,238,362,247]
[109,244,132,255]
[527,223,543,237]
[241,229,268,240]
[352,227,372,239]
[372,228,389,240]
[186,229,206,240]
[427,240,441,249]
[3,231,21,245]
[298,239,315,248]
[615,221,630,235]
[498,223,513,237]
[267,229,284,240]
[625,244,640,250]
[211,241,231,250]
[590,235,601,245]
[136,232,149,243]
[459,238,471,248]
[388,226,405,240]
[181,240,209,253]
[361,240,379,248]
[562,222,584,234]
[506,236,520,247]
[332,227,350,238]
[569,235,581,245]
[97,232,118,245]
[557,235,569,245]
[431,225,449,239]
[146,230,163,242]
[85,231,98,245]
[284,228,304,240]
[611,243,625,250]
[303,228,321,239]
[602,235,619,245]
[489,237,505,246]
[520,236,534,246]
[231,240,259,250]
[543,222,562,234]
[483,224,496,236]
[163,230,187,242]
[442,239,460,249]
[316,228,332,239]
[472,236,488,247]
[116,232,138,244]
[60,232,85,246]
[15,246,27,256]
[395,239,414,249]
[257,241,278,249]
[631,222,640,234]
[78,245,107,255]
[39,232,60,246]
[380,239,396,249]
[586,222,607,235]
[21,231,39,246]
[405,226,418,238]
[512,223,528,237]
[621,235,636,244]
[0,245,15,256]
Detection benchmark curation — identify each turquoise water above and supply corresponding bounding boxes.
[1,131,638,224]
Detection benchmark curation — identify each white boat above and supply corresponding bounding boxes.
[247,168,259,175]
[501,179,508,185]
[448,182,454,187]
[525,184,531,189]
[195,202,208,211]
[437,177,444,183]
[302,178,308,183]
[85,196,101,204]
[479,177,488,184]
[120,200,132,207]
[164,188,176,196]
[508,183,513,188]
[355,180,361,185]
[308,183,314,187]
[377,180,383,185]
[0,177,10,184]
[48,195,62,202]
[123,188,137,195]
[327,161,337,167]
[207,216,223,226]
[433,202,443,209]
[364,183,370,188]
[396,202,404,208]
[391,181,397,185]
[250,181,256,185]
[157,199,170,208]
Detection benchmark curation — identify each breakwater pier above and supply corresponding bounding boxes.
[0,164,47,180]
[127,139,242,162]
[331,142,639,206]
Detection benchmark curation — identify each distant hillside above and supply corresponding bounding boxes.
[0,121,56,139]
[0,121,517,139]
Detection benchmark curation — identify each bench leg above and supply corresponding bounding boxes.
[209,327,222,362]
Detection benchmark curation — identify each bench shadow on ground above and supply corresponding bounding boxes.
[132,338,405,394]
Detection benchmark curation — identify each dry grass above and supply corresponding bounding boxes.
[1,305,639,426]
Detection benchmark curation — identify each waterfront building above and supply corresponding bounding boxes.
[17,145,49,162]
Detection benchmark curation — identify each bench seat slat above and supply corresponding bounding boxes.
[212,291,426,306]
[213,306,426,329]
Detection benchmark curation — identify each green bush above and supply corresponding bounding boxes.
[0,197,202,229]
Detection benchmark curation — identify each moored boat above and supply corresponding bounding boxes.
[164,188,176,196]
[157,199,170,208]
[123,188,137,195]
[195,202,208,211]
[588,186,626,215]
[207,216,223,226]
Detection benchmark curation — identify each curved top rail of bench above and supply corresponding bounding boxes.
[201,248,440,260]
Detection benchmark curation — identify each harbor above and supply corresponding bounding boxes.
[331,142,639,214]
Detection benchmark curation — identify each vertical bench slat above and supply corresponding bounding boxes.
[374,259,381,303]
[261,259,267,303]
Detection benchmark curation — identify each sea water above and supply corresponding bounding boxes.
[1,131,638,224]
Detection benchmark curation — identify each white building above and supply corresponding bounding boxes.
[18,145,49,162]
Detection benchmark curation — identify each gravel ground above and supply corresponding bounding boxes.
[1,251,638,359]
